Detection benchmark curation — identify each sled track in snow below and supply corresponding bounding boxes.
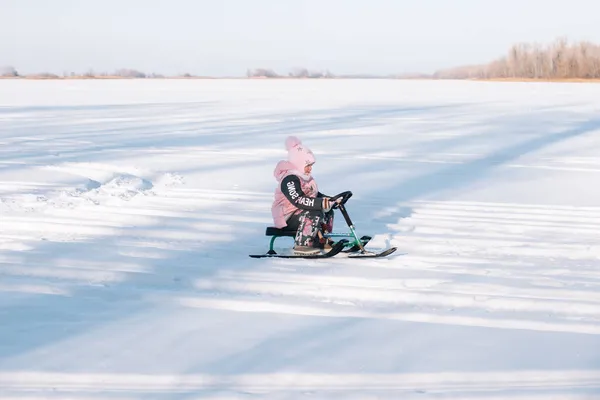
[3,189,600,336]
[0,185,274,297]
[171,200,600,335]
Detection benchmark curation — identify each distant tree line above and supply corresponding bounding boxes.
[434,37,600,80]
[0,66,189,79]
[246,67,336,78]
[0,65,340,79]
[5,38,599,81]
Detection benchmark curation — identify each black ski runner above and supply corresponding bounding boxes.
[249,240,347,259]
[346,246,398,258]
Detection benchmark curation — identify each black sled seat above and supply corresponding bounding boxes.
[264,226,297,254]
[265,226,296,237]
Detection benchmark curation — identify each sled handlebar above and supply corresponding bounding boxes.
[330,191,352,208]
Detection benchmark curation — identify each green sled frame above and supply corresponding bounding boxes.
[264,223,371,255]
[263,192,374,255]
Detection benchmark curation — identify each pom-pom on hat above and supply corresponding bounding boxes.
[285,136,315,171]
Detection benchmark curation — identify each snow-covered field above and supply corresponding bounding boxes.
[1,78,600,399]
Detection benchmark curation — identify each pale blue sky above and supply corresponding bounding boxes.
[2,0,600,76]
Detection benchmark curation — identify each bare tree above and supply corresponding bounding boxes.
[115,68,146,78]
[247,68,279,78]
[434,37,600,80]
[10,37,600,81]
[0,65,18,77]
[289,67,309,78]
[36,72,60,78]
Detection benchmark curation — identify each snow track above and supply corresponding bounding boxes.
[1,79,600,399]
[181,199,600,336]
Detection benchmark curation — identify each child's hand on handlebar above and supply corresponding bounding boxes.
[322,197,343,212]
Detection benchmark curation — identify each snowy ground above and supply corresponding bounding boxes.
[1,79,600,399]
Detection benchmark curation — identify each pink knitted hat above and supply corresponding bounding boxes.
[285,136,315,171]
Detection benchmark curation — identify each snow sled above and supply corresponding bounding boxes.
[249,191,397,259]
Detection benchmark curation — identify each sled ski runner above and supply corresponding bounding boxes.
[345,246,398,258]
[249,242,397,259]
[250,190,398,259]
[249,239,348,259]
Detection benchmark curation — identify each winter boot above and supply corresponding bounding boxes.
[293,245,320,255]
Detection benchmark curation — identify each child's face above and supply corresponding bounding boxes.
[304,163,314,175]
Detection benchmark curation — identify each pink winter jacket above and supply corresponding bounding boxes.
[271,160,319,228]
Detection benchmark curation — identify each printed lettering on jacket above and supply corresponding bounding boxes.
[281,175,320,211]
[286,181,299,199]
[298,197,315,207]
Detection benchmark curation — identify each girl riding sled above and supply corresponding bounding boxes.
[271,136,340,255]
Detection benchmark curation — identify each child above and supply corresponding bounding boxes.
[271,136,338,254]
